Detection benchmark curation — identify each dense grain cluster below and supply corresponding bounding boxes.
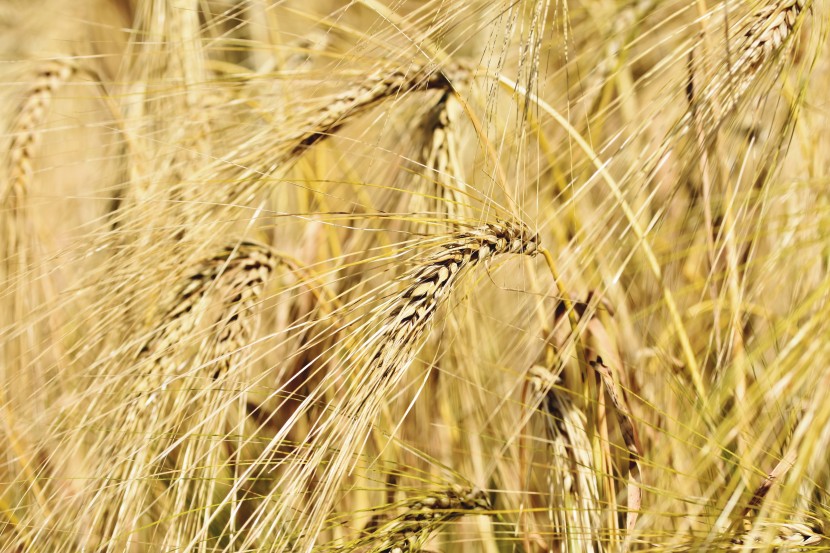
[132,240,278,393]
[365,488,490,553]
[739,0,808,74]
[692,0,811,128]
[4,60,75,204]
[370,222,538,382]
[73,240,278,551]
[326,487,490,553]
[258,222,539,551]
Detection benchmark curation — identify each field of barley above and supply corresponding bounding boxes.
[1,0,829,551]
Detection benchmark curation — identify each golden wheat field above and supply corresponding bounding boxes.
[1,0,829,551]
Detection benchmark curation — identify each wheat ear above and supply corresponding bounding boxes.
[693,0,810,130]
[132,241,277,390]
[0,63,77,518]
[140,241,278,550]
[361,487,490,553]
[76,240,277,551]
[160,62,468,221]
[353,222,539,407]
[3,59,75,290]
[528,365,604,552]
[190,241,278,378]
[4,60,75,205]
[591,356,642,551]
[234,222,538,551]
[288,63,467,157]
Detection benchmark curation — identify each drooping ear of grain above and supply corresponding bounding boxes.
[689,0,811,135]
[119,61,468,251]
[134,241,278,387]
[365,487,490,553]
[1,59,76,436]
[2,60,76,295]
[65,240,277,551]
[527,365,605,552]
[231,222,538,551]
[4,61,76,207]
[288,64,466,157]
